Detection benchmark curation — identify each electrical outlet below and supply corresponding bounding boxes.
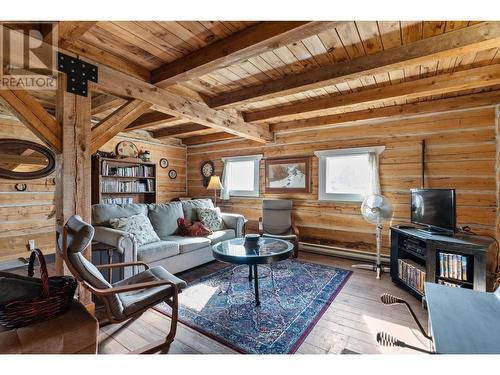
[28,240,36,251]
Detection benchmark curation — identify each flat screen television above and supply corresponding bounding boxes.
[410,188,456,234]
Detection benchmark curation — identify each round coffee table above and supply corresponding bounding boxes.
[212,237,294,306]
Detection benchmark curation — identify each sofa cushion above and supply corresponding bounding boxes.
[197,207,224,231]
[181,199,214,222]
[92,204,147,227]
[207,229,236,245]
[109,213,160,246]
[162,236,211,254]
[137,241,180,263]
[147,202,184,239]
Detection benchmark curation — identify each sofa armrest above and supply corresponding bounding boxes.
[220,213,246,238]
[93,227,138,276]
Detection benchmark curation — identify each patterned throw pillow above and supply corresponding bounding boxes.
[109,213,160,246]
[177,218,213,237]
[197,207,224,231]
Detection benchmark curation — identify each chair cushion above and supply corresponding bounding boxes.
[262,199,293,235]
[147,202,184,239]
[262,199,292,210]
[109,213,160,247]
[114,266,187,317]
[137,241,180,263]
[207,229,236,245]
[262,232,297,241]
[92,203,147,227]
[57,215,94,254]
[67,252,124,319]
[181,199,214,222]
[197,207,224,231]
[162,236,211,254]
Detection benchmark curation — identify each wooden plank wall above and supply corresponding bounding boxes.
[98,133,187,203]
[0,120,187,262]
[0,117,56,262]
[187,106,497,256]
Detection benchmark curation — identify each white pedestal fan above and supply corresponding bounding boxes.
[352,194,393,279]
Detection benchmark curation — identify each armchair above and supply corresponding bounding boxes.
[259,199,299,258]
[59,215,187,354]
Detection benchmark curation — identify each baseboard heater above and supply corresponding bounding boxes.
[299,242,390,264]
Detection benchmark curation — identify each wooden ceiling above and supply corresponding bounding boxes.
[1,21,500,146]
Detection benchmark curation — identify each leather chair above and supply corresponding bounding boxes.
[259,199,299,258]
[59,215,187,354]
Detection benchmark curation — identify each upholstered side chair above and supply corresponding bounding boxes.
[59,215,187,354]
[259,199,299,258]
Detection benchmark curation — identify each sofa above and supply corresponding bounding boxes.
[91,199,245,277]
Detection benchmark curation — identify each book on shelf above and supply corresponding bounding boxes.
[101,180,152,193]
[102,161,154,178]
[398,258,426,294]
[102,197,134,204]
[438,252,468,281]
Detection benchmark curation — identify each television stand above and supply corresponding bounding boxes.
[390,227,493,301]
[415,228,452,236]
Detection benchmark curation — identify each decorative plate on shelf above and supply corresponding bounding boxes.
[115,141,139,158]
[168,169,177,179]
[159,158,169,169]
[201,161,214,187]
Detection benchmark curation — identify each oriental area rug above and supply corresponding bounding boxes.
[155,259,352,354]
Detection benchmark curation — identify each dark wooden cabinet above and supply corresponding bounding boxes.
[390,227,493,301]
[91,156,157,205]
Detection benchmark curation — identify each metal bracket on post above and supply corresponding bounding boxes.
[56,52,98,97]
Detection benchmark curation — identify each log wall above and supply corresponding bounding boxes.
[187,106,498,256]
[0,119,187,262]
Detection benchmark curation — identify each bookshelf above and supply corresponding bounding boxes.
[91,156,157,205]
[390,227,493,301]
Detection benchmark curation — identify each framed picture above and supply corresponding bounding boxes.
[265,157,311,194]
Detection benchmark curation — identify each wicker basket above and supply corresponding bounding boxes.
[0,249,77,328]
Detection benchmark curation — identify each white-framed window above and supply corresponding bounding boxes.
[220,155,262,198]
[314,146,385,202]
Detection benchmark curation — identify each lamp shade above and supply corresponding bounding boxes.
[207,175,223,190]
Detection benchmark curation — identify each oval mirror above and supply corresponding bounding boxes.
[0,139,56,180]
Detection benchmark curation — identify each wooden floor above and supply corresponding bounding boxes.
[98,252,430,354]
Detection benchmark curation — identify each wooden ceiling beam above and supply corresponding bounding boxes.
[270,90,500,133]
[182,132,240,146]
[125,112,185,131]
[153,124,208,139]
[91,99,152,153]
[91,94,127,115]
[95,65,272,143]
[0,25,269,144]
[55,22,97,49]
[0,89,62,152]
[245,63,500,123]
[150,21,344,87]
[208,21,500,109]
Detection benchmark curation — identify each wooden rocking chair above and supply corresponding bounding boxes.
[59,215,186,354]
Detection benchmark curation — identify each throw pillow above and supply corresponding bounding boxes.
[197,207,224,231]
[177,218,213,237]
[109,213,160,246]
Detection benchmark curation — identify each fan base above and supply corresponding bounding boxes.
[352,263,390,279]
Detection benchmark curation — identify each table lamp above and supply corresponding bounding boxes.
[207,175,223,207]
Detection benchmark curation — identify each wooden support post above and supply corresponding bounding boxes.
[55,74,93,307]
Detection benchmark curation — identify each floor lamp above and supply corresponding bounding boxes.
[207,175,223,207]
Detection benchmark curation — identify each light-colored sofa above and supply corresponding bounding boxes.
[92,199,245,276]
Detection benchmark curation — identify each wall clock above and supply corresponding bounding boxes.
[200,161,214,187]
[168,169,177,179]
[115,141,139,158]
[159,158,169,169]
